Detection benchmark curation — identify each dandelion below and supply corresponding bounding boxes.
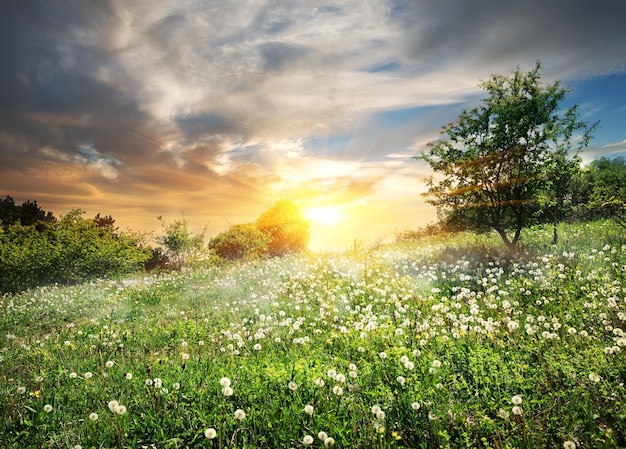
[145,378,153,386]
[304,404,314,415]
[173,382,181,390]
[349,370,358,379]
[43,404,53,413]
[89,412,98,421]
[563,441,576,449]
[376,410,386,420]
[497,408,510,419]
[16,386,26,394]
[182,353,190,360]
[371,405,382,415]
[315,378,325,387]
[108,400,119,412]
[125,372,133,380]
[588,372,601,383]
[396,376,406,386]
[222,386,233,396]
[69,372,78,379]
[404,361,415,370]
[234,408,246,420]
[335,373,346,383]
[332,385,343,396]
[348,363,357,371]
[219,377,231,388]
[153,378,163,388]
[512,406,523,415]
[84,372,93,379]
[432,360,442,368]
[204,428,217,439]
[378,352,387,360]
[324,437,335,446]
[288,381,298,391]
[411,402,421,410]
[105,360,114,368]
[318,431,328,441]
[303,435,314,445]
[36,376,44,383]
[511,395,523,405]
[327,369,337,379]
[116,405,127,415]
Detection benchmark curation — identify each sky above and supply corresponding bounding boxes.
[2,0,626,250]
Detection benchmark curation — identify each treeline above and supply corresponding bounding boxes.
[400,156,626,242]
[0,198,309,294]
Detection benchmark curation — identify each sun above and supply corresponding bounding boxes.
[305,205,343,226]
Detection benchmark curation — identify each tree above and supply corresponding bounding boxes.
[417,62,597,250]
[573,157,626,230]
[155,216,205,269]
[256,199,310,256]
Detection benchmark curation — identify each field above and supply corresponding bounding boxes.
[1,222,625,449]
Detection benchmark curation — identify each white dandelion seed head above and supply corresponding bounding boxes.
[116,405,127,415]
[288,381,298,391]
[411,402,420,410]
[89,412,98,421]
[324,437,335,446]
[219,377,231,388]
[512,406,523,415]
[105,360,114,368]
[234,408,246,420]
[318,431,328,441]
[511,395,523,405]
[205,428,217,439]
[84,372,93,379]
[563,441,576,449]
[315,378,325,387]
[303,435,314,445]
[43,404,53,413]
[304,405,314,415]
[108,400,119,412]
[16,386,26,394]
[332,385,343,396]
[222,386,234,397]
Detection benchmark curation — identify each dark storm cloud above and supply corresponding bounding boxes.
[392,0,626,75]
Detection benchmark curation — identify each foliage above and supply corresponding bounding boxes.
[0,210,150,294]
[154,216,206,269]
[1,220,625,448]
[0,195,56,228]
[209,222,271,260]
[417,62,597,250]
[256,199,310,256]
[572,157,626,231]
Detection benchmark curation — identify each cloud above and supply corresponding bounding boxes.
[1,0,625,243]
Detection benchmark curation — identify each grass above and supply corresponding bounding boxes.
[1,221,625,448]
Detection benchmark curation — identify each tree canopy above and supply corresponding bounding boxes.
[417,62,597,250]
[256,199,310,256]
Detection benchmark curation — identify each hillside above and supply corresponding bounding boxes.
[1,221,625,448]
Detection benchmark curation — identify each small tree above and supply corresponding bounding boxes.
[155,216,205,269]
[256,199,310,256]
[417,62,596,250]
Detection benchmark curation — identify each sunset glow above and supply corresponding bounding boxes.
[1,2,625,250]
[305,205,344,226]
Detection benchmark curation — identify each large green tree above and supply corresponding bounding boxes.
[417,62,597,250]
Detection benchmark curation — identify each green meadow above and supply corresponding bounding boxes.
[1,221,625,449]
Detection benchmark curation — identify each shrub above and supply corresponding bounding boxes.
[209,223,270,260]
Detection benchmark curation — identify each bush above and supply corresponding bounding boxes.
[256,199,310,256]
[0,210,150,293]
[209,223,270,260]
